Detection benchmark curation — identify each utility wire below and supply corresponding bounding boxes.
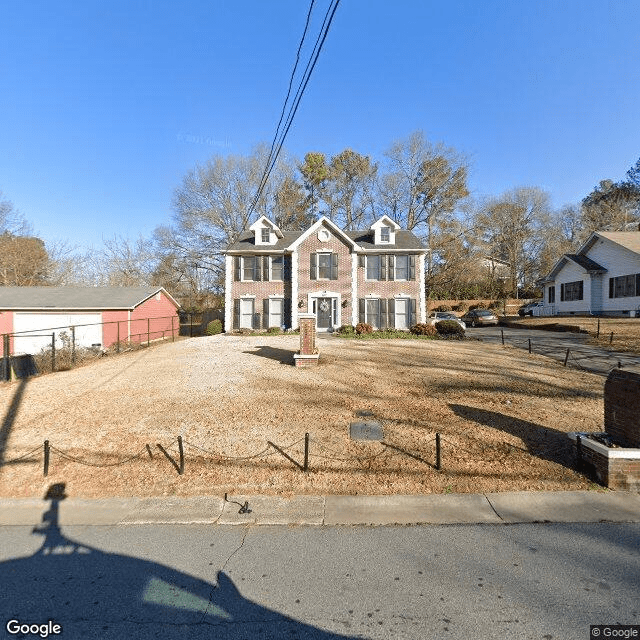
[248,0,340,217]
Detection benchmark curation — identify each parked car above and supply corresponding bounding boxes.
[518,301,544,317]
[427,312,466,330]
[460,309,499,327]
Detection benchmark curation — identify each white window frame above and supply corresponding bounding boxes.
[261,228,270,243]
[380,226,390,243]
[394,255,409,281]
[271,256,284,281]
[366,255,380,281]
[317,252,332,280]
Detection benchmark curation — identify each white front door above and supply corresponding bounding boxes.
[240,299,254,329]
[395,299,409,330]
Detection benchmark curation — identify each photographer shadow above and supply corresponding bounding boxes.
[1,483,357,639]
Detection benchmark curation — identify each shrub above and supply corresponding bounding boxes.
[453,302,468,313]
[433,304,452,312]
[338,324,355,335]
[435,320,465,337]
[206,319,223,335]
[355,322,373,334]
[469,304,488,311]
[410,323,438,336]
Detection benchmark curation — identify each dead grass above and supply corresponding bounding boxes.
[0,334,605,498]
[508,316,640,354]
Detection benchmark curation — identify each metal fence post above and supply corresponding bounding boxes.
[71,326,76,365]
[564,348,570,366]
[178,435,184,475]
[304,432,309,472]
[2,334,9,382]
[171,316,175,342]
[501,329,504,346]
[528,338,532,354]
[435,433,441,471]
[51,333,56,372]
[44,440,50,477]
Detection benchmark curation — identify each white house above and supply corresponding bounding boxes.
[538,231,640,316]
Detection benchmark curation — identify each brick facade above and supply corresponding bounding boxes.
[225,216,426,332]
[604,369,640,447]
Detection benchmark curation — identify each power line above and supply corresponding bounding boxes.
[248,0,341,219]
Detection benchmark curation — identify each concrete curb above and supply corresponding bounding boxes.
[1,491,639,527]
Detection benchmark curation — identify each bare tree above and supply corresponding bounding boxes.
[379,131,469,275]
[474,187,551,296]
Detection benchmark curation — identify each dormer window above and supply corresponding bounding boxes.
[249,215,283,245]
[261,228,270,243]
[380,227,390,243]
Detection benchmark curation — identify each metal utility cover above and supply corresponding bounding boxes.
[350,421,384,441]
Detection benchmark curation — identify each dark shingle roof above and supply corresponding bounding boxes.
[345,230,425,250]
[0,287,177,310]
[226,228,425,252]
[566,254,606,272]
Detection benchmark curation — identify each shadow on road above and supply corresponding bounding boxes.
[0,483,358,640]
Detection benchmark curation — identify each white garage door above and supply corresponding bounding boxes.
[13,313,103,355]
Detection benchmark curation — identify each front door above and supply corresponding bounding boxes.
[317,297,332,329]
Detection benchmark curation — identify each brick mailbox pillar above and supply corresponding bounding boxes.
[293,313,319,367]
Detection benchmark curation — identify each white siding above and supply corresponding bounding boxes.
[587,237,640,313]
[555,261,590,314]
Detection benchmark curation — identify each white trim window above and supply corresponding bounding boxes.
[394,255,408,280]
[380,226,390,242]
[271,256,284,281]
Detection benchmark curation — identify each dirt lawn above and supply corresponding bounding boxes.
[0,334,605,498]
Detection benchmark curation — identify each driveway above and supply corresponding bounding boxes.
[469,326,640,375]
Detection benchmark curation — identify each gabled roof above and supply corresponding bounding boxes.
[370,215,400,230]
[541,254,607,283]
[249,215,284,238]
[286,216,361,251]
[0,286,180,310]
[595,231,640,254]
[226,231,302,252]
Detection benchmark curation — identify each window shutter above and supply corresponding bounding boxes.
[283,298,292,329]
[331,253,338,280]
[561,283,565,302]
[609,278,614,298]
[409,255,416,280]
[252,299,259,329]
[254,256,262,281]
[310,253,317,280]
[410,298,417,326]
[379,299,387,329]
[284,255,291,280]
[263,298,270,328]
[380,255,387,281]
[388,255,395,281]
[358,254,365,268]
[387,298,395,328]
[233,299,240,330]
[579,280,583,300]
[636,274,640,297]
[233,256,241,282]
[263,256,270,282]
[359,298,366,324]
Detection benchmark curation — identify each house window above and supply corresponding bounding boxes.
[366,255,380,280]
[318,253,332,279]
[366,298,380,329]
[609,274,640,298]
[548,286,555,304]
[560,280,583,302]
[380,226,390,242]
[269,298,283,328]
[261,228,270,243]
[395,255,408,280]
[242,256,256,281]
[271,256,284,281]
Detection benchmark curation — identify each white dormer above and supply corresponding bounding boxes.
[249,216,283,246]
[370,215,400,245]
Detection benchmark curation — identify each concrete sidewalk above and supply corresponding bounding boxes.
[1,490,640,526]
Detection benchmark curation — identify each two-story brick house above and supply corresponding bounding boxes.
[224,215,427,332]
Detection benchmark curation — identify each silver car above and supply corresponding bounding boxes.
[428,312,466,330]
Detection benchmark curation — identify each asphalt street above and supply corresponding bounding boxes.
[469,325,640,375]
[1,519,639,640]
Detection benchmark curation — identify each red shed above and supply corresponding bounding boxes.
[0,286,180,355]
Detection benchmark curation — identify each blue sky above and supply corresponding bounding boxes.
[1,0,639,250]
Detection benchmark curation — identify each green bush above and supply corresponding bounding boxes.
[410,323,438,336]
[338,324,356,335]
[435,320,465,337]
[355,322,373,334]
[206,319,223,335]
[433,304,452,312]
[266,326,281,334]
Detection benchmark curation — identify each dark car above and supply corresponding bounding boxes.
[460,309,499,327]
